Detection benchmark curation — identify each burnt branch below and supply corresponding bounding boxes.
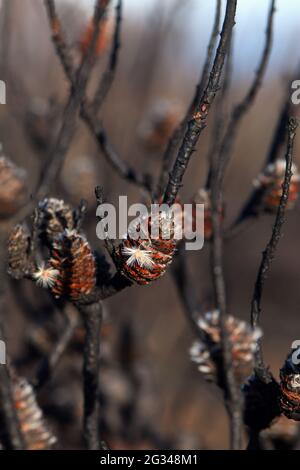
[251,117,298,381]
[37,0,111,199]
[213,0,276,190]
[78,302,104,450]
[210,148,243,449]
[93,0,122,112]
[163,0,237,206]
[44,0,151,194]
[156,0,221,197]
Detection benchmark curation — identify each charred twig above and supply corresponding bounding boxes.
[156,0,222,197]
[251,117,298,381]
[210,149,243,449]
[213,0,276,190]
[44,0,151,194]
[205,29,234,187]
[208,10,242,445]
[171,242,202,335]
[93,0,122,112]
[163,0,237,206]
[78,302,104,450]
[37,0,111,199]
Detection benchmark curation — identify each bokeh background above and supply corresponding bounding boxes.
[0,0,300,450]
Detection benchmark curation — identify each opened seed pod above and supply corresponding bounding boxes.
[114,210,179,285]
[190,310,262,386]
[36,198,77,246]
[7,224,33,279]
[253,159,300,212]
[0,154,27,218]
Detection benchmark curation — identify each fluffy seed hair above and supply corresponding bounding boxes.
[32,263,60,289]
[114,212,178,285]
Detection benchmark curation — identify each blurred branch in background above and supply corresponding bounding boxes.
[156,0,222,198]
[44,0,153,195]
[163,0,237,206]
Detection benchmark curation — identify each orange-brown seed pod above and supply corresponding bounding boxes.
[49,230,97,301]
[254,159,300,212]
[0,154,27,219]
[114,212,178,285]
[13,376,57,450]
[7,224,32,279]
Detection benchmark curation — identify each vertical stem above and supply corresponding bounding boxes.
[80,302,103,450]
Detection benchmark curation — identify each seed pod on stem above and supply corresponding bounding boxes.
[113,209,181,285]
[253,159,300,212]
[7,224,33,279]
[190,310,262,387]
[47,230,97,302]
[279,349,300,421]
[36,198,78,247]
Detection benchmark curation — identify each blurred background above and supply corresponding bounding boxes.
[0,0,300,450]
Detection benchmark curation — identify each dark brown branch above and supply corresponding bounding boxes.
[213,0,276,190]
[210,151,243,449]
[156,0,221,197]
[78,302,104,450]
[171,242,202,336]
[44,0,151,194]
[208,11,242,445]
[93,0,122,112]
[37,0,111,199]
[163,0,237,206]
[205,30,234,187]
[251,117,298,381]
